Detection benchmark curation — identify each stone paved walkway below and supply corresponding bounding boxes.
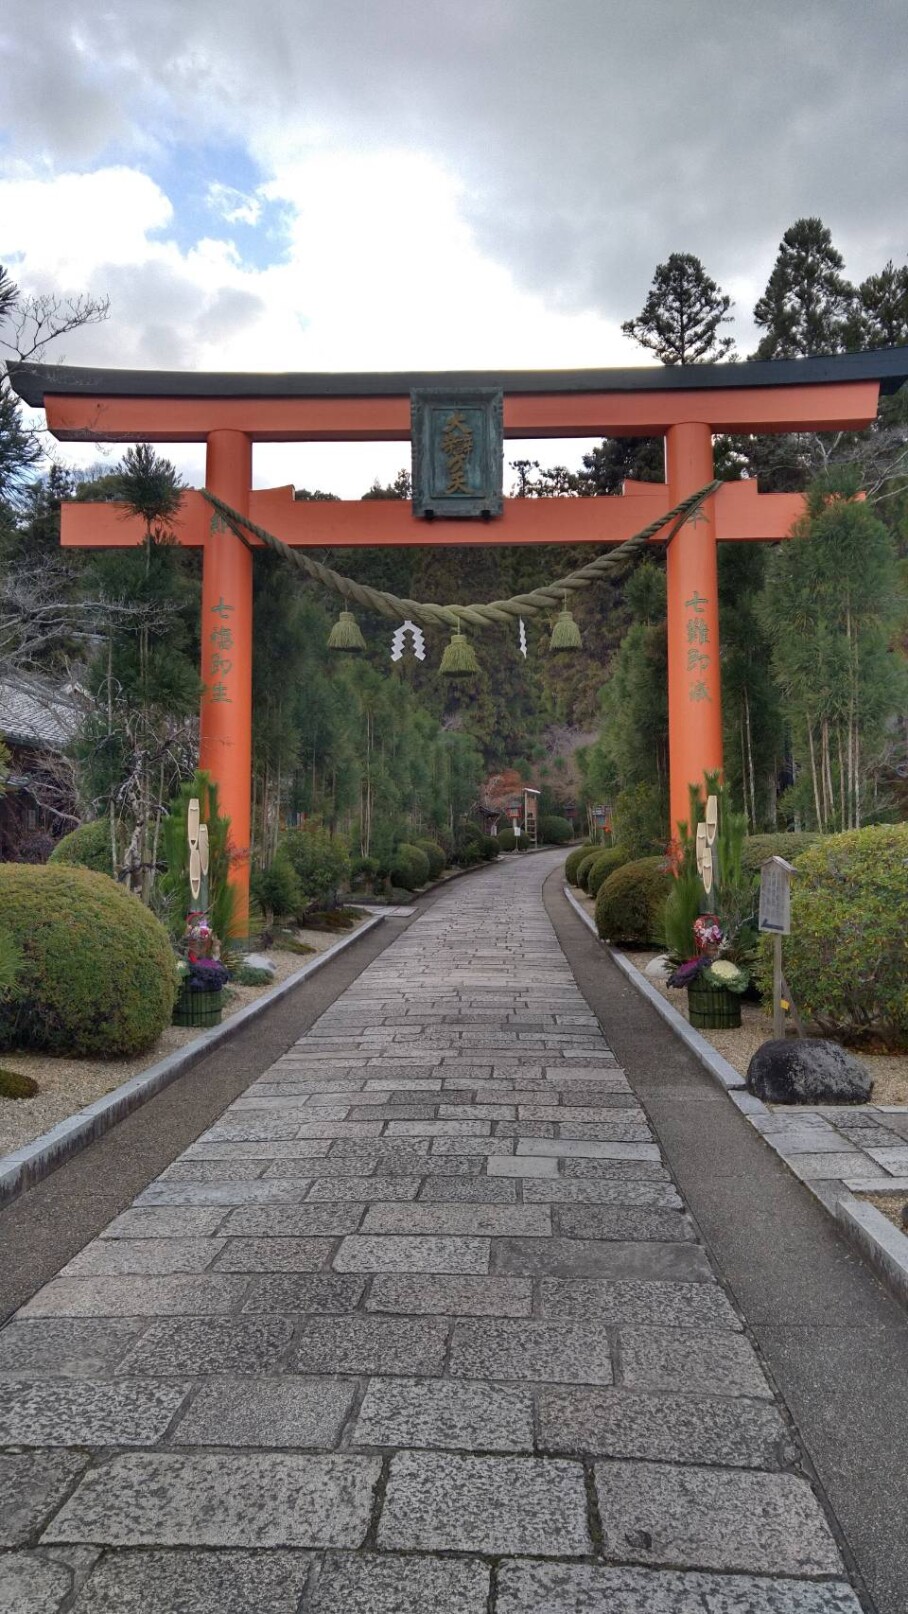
[0,855,863,1611]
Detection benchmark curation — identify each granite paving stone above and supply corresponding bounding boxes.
[494,1237,714,1281]
[210,1238,336,1272]
[360,1201,551,1236]
[563,1158,671,1182]
[291,1316,449,1375]
[0,1551,73,1614]
[60,1239,226,1276]
[352,1376,534,1451]
[170,1376,356,1446]
[333,1235,490,1274]
[159,1160,268,1181]
[538,1387,792,1467]
[525,1179,683,1208]
[417,1175,517,1201]
[134,1180,313,1206]
[0,1452,88,1545]
[307,1553,490,1612]
[241,1274,366,1312]
[594,1460,843,1575]
[0,1320,146,1376]
[539,1279,741,1330]
[42,1452,381,1548]
[0,1378,189,1447]
[304,1175,421,1200]
[553,1207,696,1242]
[219,1205,365,1237]
[378,1450,591,1556]
[618,1328,771,1397]
[365,1274,533,1317]
[486,1153,559,1177]
[117,1318,293,1376]
[69,1550,312,1613]
[100,1208,229,1239]
[21,1275,250,1318]
[450,1317,613,1384]
[495,1562,863,1612]
[516,1138,662,1161]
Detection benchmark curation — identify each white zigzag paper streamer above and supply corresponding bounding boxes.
[518,618,527,658]
[391,620,426,662]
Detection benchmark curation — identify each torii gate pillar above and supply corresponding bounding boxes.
[201,430,253,927]
[666,421,723,842]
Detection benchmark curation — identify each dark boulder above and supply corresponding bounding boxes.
[746,1038,873,1105]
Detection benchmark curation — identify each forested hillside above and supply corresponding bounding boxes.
[1,217,906,875]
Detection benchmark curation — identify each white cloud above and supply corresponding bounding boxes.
[0,155,629,495]
[206,182,262,227]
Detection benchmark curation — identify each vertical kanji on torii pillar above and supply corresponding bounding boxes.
[666,421,724,843]
[200,430,254,928]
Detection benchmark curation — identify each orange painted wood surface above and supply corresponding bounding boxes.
[60,480,805,551]
[42,381,880,443]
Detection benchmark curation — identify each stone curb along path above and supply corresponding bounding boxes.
[0,852,863,1612]
[0,916,386,1210]
[563,882,908,1315]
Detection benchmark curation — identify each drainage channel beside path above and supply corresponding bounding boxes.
[0,851,892,1611]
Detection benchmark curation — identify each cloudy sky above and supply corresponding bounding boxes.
[1,0,905,495]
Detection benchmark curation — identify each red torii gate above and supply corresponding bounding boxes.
[11,349,908,924]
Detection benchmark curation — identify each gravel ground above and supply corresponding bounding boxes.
[0,923,359,1159]
[863,1192,908,1233]
[573,891,908,1105]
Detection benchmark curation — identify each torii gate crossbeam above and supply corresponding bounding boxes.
[11,348,908,927]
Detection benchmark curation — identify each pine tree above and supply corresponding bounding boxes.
[753,218,857,359]
[855,261,908,349]
[621,253,736,365]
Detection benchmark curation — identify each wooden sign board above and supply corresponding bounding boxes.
[759,855,796,935]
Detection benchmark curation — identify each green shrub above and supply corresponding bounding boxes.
[565,844,597,884]
[741,833,821,880]
[390,843,431,890]
[456,841,485,867]
[230,964,274,987]
[0,930,22,998]
[499,828,528,853]
[756,826,908,1045]
[576,852,601,892]
[282,823,351,905]
[48,820,117,877]
[0,1067,39,1099]
[587,847,630,897]
[539,814,573,846]
[251,854,301,927]
[414,839,446,880]
[480,835,500,861]
[0,865,177,1057]
[595,856,674,947]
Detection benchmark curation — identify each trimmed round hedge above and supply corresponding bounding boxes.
[48,820,117,876]
[390,843,431,890]
[539,814,573,846]
[576,852,601,892]
[565,845,597,885]
[595,856,674,947]
[0,865,177,1058]
[414,839,446,880]
[587,847,631,898]
[756,825,908,1045]
[741,832,819,879]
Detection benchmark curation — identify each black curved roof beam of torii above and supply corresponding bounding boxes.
[9,347,908,407]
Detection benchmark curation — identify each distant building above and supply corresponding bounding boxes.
[0,675,81,860]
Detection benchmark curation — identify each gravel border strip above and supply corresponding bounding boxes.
[0,914,384,1209]
[562,881,908,1313]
